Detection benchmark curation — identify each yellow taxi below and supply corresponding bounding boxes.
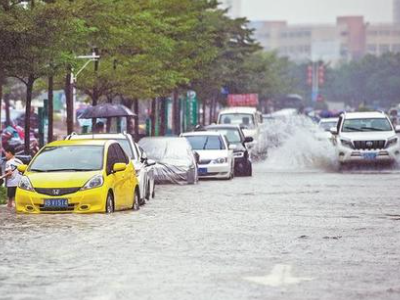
[15,140,139,214]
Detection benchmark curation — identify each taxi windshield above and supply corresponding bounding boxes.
[30,145,104,172]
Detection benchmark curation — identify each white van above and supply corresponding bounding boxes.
[217,107,265,158]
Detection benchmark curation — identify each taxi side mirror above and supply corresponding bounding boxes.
[17,164,28,173]
[395,125,400,133]
[113,163,127,173]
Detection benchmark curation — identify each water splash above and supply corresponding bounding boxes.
[259,116,339,171]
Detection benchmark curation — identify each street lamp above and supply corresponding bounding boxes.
[70,52,100,124]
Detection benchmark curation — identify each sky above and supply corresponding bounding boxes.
[242,0,393,24]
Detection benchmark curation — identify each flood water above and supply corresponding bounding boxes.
[1,118,400,300]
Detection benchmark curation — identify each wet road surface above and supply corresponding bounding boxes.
[1,162,400,300]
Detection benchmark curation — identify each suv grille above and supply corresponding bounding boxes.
[35,188,81,196]
[353,140,386,150]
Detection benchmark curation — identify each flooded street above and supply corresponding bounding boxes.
[1,161,400,300]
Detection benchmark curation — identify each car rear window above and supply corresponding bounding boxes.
[185,136,225,150]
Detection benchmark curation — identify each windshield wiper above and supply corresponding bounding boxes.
[343,126,362,132]
[30,169,46,173]
[360,127,386,132]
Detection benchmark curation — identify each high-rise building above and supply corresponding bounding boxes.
[394,0,400,23]
[251,16,400,65]
[219,0,241,18]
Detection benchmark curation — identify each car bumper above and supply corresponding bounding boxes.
[198,163,231,179]
[338,146,400,164]
[15,186,109,214]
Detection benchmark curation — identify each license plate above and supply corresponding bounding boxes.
[198,168,208,175]
[44,199,68,208]
[363,152,377,160]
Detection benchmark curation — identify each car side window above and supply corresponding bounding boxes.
[106,145,117,174]
[115,144,129,164]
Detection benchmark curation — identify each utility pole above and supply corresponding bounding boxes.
[65,52,100,134]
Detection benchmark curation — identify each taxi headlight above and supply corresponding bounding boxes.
[81,175,104,191]
[18,176,34,191]
[386,137,398,148]
[212,157,228,164]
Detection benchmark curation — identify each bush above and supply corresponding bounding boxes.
[0,186,6,205]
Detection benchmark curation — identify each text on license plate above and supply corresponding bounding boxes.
[44,199,68,207]
[198,168,208,175]
[363,153,377,160]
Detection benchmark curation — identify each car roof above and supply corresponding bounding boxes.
[181,131,224,137]
[343,112,388,119]
[47,140,110,147]
[206,124,241,130]
[319,118,339,123]
[68,133,128,140]
[219,107,257,114]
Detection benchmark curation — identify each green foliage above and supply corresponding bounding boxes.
[321,53,400,108]
[0,0,296,113]
[0,186,6,205]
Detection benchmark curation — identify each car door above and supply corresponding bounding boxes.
[107,144,125,210]
[114,144,135,209]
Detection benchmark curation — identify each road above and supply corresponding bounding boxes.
[1,159,400,300]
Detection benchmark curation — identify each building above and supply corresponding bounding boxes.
[219,0,241,18]
[394,0,400,23]
[251,16,400,65]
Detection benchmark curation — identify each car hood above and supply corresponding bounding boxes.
[195,150,229,160]
[26,171,100,189]
[340,131,396,141]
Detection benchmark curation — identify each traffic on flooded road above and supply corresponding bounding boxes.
[1,113,400,300]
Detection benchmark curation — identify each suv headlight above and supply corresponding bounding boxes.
[18,176,34,191]
[81,175,104,191]
[212,157,228,164]
[340,139,354,149]
[386,137,398,148]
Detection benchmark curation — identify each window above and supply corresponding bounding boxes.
[114,144,129,164]
[30,146,104,172]
[342,118,393,132]
[107,145,119,174]
[219,113,255,129]
[379,44,390,53]
[185,136,226,151]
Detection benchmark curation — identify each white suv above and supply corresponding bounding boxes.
[331,112,400,164]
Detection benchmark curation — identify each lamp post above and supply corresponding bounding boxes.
[67,52,100,133]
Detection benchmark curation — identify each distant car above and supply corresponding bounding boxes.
[317,118,339,140]
[331,112,400,165]
[205,124,253,176]
[66,133,155,205]
[217,107,265,158]
[139,137,198,185]
[181,132,234,180]
[16,140,140,214]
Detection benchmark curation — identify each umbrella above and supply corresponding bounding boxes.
[78,103,136,119]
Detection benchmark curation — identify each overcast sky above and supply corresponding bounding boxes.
[242,0,393,24]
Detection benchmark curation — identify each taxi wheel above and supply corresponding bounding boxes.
[133,189,140,211]
[106,193,114,214]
